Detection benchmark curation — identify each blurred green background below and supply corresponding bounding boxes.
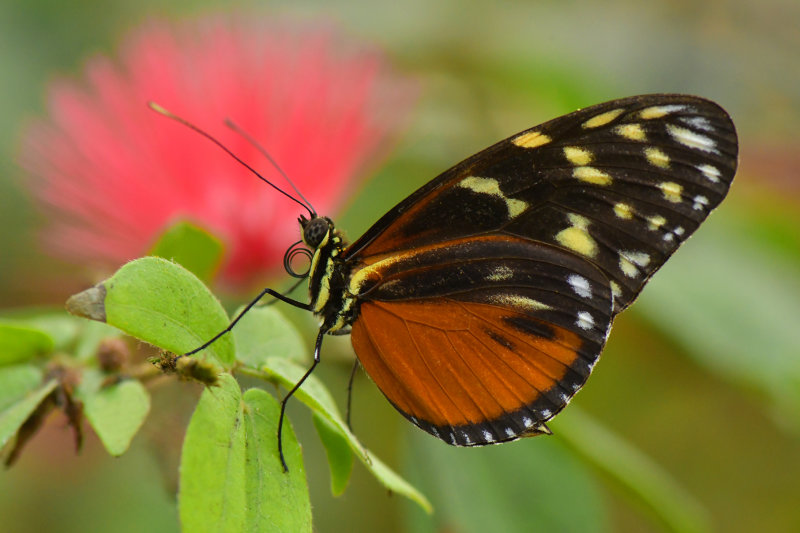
[1,0,799,532]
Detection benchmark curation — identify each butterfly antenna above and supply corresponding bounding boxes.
[148,102,314,218]
[224,118,317,217]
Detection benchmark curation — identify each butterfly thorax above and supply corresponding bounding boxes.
[301,216,356,334]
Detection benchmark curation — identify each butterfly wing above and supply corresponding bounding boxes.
[345,94,738,313]
[349,235,613,444]
[344,94,738,445]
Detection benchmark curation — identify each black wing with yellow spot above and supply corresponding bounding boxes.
[345,94,738,313]
[344,94,737,446]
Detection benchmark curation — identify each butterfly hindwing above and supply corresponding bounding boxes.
[349,235,613,445]
[345,94,737,313]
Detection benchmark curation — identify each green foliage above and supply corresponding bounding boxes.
[0,374,57,450]
[0,322,54,366]
[637,212,800,427]
[404,428,609,533]
[553,408,710,533]
[179,374,312,532]
[67,257,235,369]
[79,371,151,456]
[149,221,224,283]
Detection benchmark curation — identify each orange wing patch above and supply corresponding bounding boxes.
[351,298,590,445]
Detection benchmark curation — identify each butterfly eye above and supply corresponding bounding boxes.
[302,216,330,248]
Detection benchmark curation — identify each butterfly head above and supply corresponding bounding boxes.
[299,214,335,249]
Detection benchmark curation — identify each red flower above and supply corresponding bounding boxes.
[21,17,415,286]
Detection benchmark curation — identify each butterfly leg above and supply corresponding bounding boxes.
[181,286,310,359]
[345,359,360,430]
[278,328,325,472]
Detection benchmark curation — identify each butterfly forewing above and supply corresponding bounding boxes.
[340,94,737,447]
[345,94,737,313]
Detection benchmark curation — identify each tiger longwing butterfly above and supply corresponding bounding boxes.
[159,94,738,470]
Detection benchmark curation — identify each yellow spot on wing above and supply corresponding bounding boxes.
[639,105,685,119]
[613,202,634,219]
[645,147,670,168]
[610,281,622,298]
[487,266,514,281]
[555,214,597,258]
[489,294,552,311]
[582,108,625,128]
[459,176,529,217]
[647,214,667,230]
[618,251,651,278]
[563,146,593,166]
[619,256,638,278]
[573,167,612,185]
[614,123,646,141]
[513,131,551,148]
[659,181,683,203]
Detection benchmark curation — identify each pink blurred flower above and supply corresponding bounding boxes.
[21,17,415,286]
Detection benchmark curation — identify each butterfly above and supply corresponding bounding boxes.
[162,94,738,468]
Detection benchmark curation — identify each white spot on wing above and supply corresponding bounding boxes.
[576,311,594,330]
[541,409,552,418]
[697,164,721,183]
[482,430,494,443]
[505,427,515,438]
[522,417,533,428]
[693,195,709,210]
[680,116,713,131]
[567,274,592,299]
[666,124,719,154]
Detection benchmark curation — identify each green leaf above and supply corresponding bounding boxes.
[179,373,247,533]
[233,306,306,368]
[0,310,82,352]
[0,365,43,412]
[635,216,800,425]
[82,376,151,456]
[552,407,710,533]
[404,428,608,533]
[0,378,57,449]
[312,412,354,496]
[180,375,309,532]
[149,221,224,283]
[66,257,234,368]
[0,322,53,366]
[242,388,311,532]
[258,356,432,513]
